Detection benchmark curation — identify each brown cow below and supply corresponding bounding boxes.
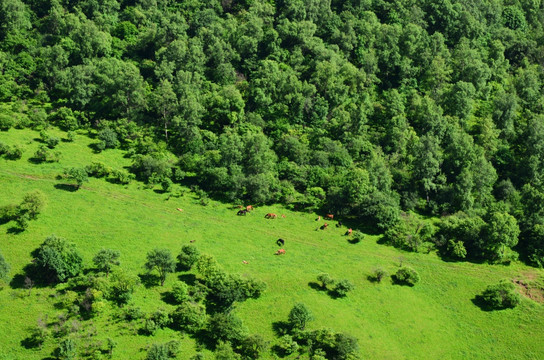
[325,214,334,220]
[265,213,277,219]
[246,205,254,211]
[347,228,353,235]
[281,214,286,218]
[321,223,329,230]
[176,208,183,212]
[316,216,321,221]
[275,249,286,255]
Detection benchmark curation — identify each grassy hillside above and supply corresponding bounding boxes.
[0,127,543,359]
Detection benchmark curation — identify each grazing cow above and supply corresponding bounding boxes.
[237,209,248,216]
[190,239,196,243]
[321,223,329,230]
[346,228,352,236]
[281,214,286,218]
[242,260,249,264]
[265,213,277,219]
[325,214,334,220]
[237,205,244,209]
[336,221,342,228]
[246,205,254,211]
[275,249,286,255]
[277,238,285,246]
[316,216,321,221]
[176,208,183,212]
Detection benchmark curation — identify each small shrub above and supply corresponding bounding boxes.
[109,169,134,184]
[54,338,77,360]
[123,306,144,321]
[63,167,89,189]
[178,245,200,270]
[4,145,23,160]
[40,130,59,148]
[479,280,521,309]
[66,131,75,142]
[317,273,334,289]
[333,279,354,297]
[98,127,120,149]
[0,113,14,130]
[392,266,420,286]
[85,162,112,178]
[370,268,387,283]
[350,230,364,243]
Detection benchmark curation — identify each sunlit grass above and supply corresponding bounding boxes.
[0,128,543,359]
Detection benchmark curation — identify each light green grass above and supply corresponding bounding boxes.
[0,128,543,359]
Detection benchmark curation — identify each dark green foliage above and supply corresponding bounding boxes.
[479,280,521,309]
[34,234,83,283]
[92,248,120,277]
[240,334,268,359]
[97,127,120,149]
[208,312,248,344]
[145,248,176,286]
[171,301,207,333]
[333,279,354,297]
[214,341,241,360]
[288,303,313,331]
[0,251,9,282]
[62,167,88,189]
[392,266,420,286]
[2,0,544,265]
[109,269,139,305]
[178,245,200,270]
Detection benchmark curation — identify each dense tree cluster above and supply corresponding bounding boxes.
[1,0,544,264]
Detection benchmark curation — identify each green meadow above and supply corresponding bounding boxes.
[1,127,543,359]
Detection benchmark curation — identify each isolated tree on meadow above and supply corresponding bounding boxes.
[63,167,88,189]
[93,248,120,277]
[288,303,313,331]
[317,273,334,289]
[145,248,175,286]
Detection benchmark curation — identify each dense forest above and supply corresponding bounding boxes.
[1,0,544,265]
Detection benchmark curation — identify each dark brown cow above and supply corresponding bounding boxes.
[277,238,285,246]
[237,209,248,216]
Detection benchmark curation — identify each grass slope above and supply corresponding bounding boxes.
[0,128,543,360]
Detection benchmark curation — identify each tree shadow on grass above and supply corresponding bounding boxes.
[7,226,24,234]
[160,291,179,305]
[307,281,326,292]
[53,184,78,192]
[178,273,196,286]
[138,273,160,288]
[20,336,43,349]
[347,238,361,244]
[471,295,494,312]
[272,321,290,337]
[88,142,103,153]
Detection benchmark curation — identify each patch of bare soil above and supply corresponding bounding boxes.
[514,276,544,304]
